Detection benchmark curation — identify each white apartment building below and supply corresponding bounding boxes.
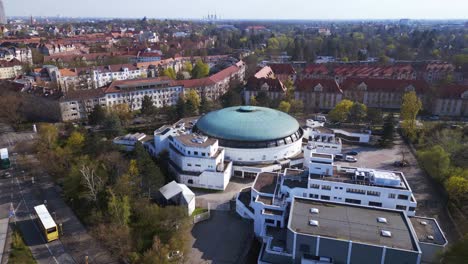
[168,134,233,190]
[74,64,144,89]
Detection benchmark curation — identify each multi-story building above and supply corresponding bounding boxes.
[0,59,22,79]
[294,79,343,111]
[102,78,183,111]
[58,77,183,121]
[341,78,429,110]
[432,84,468,117]
[76,64,145,89]
[168,133,233,190]
[252,197,446,264]
[150,106,305,190]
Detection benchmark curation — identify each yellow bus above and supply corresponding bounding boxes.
[34,204,59,242]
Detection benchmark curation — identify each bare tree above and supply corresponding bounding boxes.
[80,164,104,202]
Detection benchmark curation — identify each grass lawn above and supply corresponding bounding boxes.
[192,208,208,216]
[9,228,37,264]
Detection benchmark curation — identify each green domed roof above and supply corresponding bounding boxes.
[195,106,300,142]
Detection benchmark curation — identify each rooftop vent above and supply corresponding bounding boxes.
[377,217,388,224]
[420,221,428,226]
[309,220,319,227]
[427,235,434,240]
[310,208,320,214]
[191,135,208,144]
[381,230,392,237]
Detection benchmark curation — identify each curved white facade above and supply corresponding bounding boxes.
[224,138,303,165]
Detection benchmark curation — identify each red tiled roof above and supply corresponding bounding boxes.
[103,77,173,93]
[246,77,286,92]
[269,64,296,75]
[303,64,329,75]
[295,79,342,93]
[439,84,468,99]
[341,78,429,93]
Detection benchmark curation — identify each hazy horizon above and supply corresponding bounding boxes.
[3,0,468,20]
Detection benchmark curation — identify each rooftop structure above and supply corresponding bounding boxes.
[194,106,302,144]
[289,198,419,251]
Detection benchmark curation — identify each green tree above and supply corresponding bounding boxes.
[220,89,242,108]
[249,96,258,106]
[289,99,304,114]
[349,102,367,123]
[103,113,124,138]
[191,59,210,79]
[185,90,201,116]
[440,234,468,264]
[367,108,383,125]
[445,176,468,205]
[89,105,107,125]
[199,95,214,114]
[66,131,85,152]
[381,114,395,147]
[162,68,176,79]
[328,99,354,123]
[141,95,156,116]
[183,61,193,72]
[174,95,186,119]
[37,123,58,150]
[417,145,451,182]
[278,101,291,113]
[255,91,271,107]
[107,189,131,226]
[401,91,422,140]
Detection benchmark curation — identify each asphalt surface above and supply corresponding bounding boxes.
[339,136,459,244]
[1,123,117,264]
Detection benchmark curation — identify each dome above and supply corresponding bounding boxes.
[194,106,302,146]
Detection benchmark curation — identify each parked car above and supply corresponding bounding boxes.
[429,115,440,121]
[334,154,344,161]
[346,151,359,156]
[345,156,357,163]
[2,172,11,178]
[393,160,409,167]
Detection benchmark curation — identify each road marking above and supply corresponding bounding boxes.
[14,174,60,264]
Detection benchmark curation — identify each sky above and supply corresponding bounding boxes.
[4,0,468,20]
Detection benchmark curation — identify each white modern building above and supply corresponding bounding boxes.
[113,133,150,151]
[168,133,233,191]
[152,106,305,190]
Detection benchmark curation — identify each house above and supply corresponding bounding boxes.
[294,79,342,111]
[432,84,468,117]
[156,181,196,215]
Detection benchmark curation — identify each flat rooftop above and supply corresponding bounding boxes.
[410,217,447,246]
[308,166,410,190]
[289,198,419,251]
[175,134,217,148]
[253,172,279,194]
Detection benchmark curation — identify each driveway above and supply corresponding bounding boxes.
[189,211,253,264]
[194,178,254,209]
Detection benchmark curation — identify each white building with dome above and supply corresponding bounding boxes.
[150,106,306,190]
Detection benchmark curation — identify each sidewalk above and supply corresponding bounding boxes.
[0,218,8,264]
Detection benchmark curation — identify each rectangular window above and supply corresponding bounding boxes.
[369,201,382,207]
[265,219,275,224]
[396,205,407,211]
[321,185,331,191]
[388,193,396,199]
[194,151,199,155]
[367,190,381,197]
[346,188,366,195]
[409,207,416,212]
[310,184,320,189]
[187,164,192,167]
[309,194,319,199]
[321,195,330,200]
[345,198,361,204]
[398,194,409,200]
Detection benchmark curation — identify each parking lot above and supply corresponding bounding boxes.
[338,136,459,243]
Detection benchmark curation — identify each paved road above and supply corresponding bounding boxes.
[1,157,76,264]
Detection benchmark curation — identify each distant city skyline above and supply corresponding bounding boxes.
[3,0,468,20]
